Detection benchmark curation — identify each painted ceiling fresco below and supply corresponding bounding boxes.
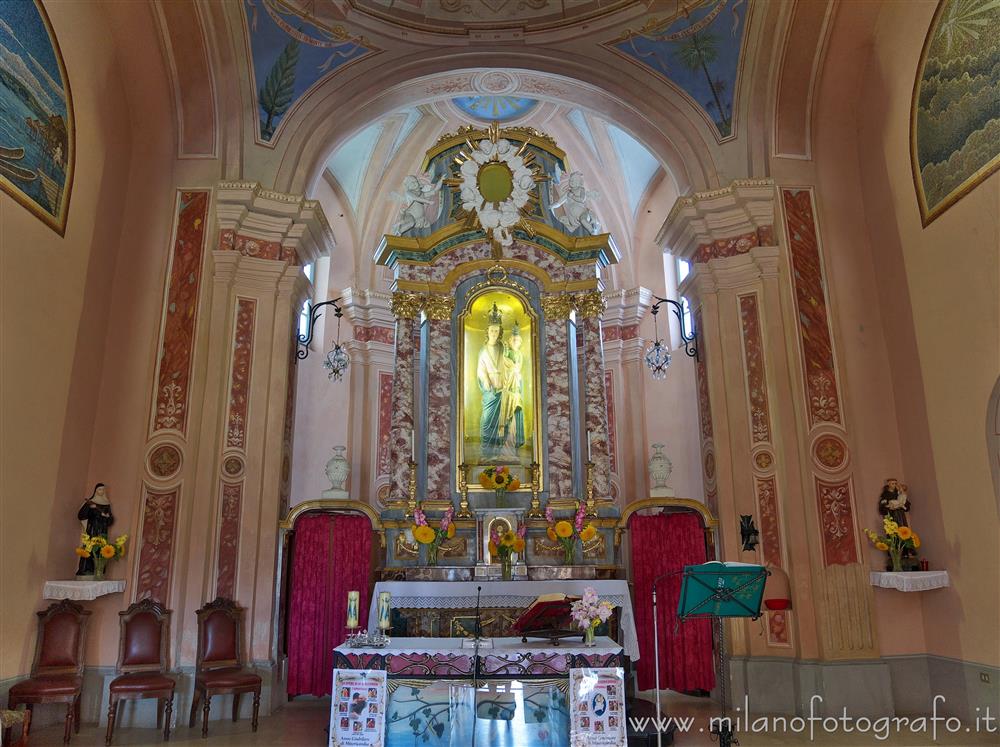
[242,0,377,143]
[340,0,644,34]
[452,96,538,123]
[606,0,748,139]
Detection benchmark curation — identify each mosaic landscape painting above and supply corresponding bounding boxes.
[912,0,1000,224]
[0,0,73,234]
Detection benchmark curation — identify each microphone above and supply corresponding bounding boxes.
[474,585,483,640]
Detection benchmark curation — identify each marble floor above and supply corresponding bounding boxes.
[17,693,1000,746]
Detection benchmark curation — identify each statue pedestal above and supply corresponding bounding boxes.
[649,487,675,498]
[321,488,349,499]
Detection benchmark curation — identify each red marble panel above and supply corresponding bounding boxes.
[215,481,242,599]
[782,189,842,427]
[354,326,395,345]
[377,372,393,477]
[692,225,774,264]
[226,299,256,450]
[602,325,622,342]
[135,487,179,603]
[152,190,209,434]
[621,324,639,340]
[815,477,859,566]
[739,294,771,444]
[605,370,618,475]
[754,476,782,568]
[694,309,713,443]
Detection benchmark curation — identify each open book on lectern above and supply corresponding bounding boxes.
[511,592,582,642]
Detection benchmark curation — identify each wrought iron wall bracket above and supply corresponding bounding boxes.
[650,295,698,360]
[295,298,343,362]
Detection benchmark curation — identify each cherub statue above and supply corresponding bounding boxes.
[550,168,601,234]
[391,172,443,234]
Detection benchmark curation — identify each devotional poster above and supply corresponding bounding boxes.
[0,0,74,235]
[569,668,626,747]
[329,669,387,747]
[459,287,539,490]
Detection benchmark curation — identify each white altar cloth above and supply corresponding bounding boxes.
[43,579,125,600]
[368,580,640,660]
[336,636,622,658]
[870,571,950,592]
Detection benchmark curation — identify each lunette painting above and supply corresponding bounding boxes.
[0,0,73,235]
[912,0,1000,225]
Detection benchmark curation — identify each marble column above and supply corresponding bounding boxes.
[386,300,418,504]
[580,315,612,500]
[542,296,573,501]
[424,314,453,502]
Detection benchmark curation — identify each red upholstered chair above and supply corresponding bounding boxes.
[6,599,91,744]
[188,598,261,738]
[105,599,175,745]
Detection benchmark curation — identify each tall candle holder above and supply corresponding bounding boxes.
[584,460,597,517]
[405,459,417,519]
[456,462,473,519]
[526,461,543,518]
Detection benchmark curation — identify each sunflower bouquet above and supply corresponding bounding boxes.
[411,505,455,565]
[488,525,526,580]
[75,533,128,580]
[864,517,919,572]
[479,466,521,506]
[544,503,596,565]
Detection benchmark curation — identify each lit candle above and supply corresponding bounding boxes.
[377,591,391,630]
[346,590,359,628]
[587,430,592,462]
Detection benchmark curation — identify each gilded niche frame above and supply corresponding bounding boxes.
[455,277,543,493]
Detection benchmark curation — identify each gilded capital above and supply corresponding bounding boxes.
[540,293,575,320]
[390,291,422,319]
[422,294,456,321]
[574,290,606,319]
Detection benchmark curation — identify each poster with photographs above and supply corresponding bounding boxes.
[329,669,387,747]
[569,667,626,747]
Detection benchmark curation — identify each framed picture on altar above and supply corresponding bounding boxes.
[457,285,542,492]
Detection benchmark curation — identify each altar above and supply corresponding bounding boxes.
[367,580,640,660]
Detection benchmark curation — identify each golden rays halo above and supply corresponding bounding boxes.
[443,121,549,256]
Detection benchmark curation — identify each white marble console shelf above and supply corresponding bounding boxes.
[43,579,126,600]
[869,571,949,592]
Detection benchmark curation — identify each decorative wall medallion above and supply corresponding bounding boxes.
[814,435,847,471]
[376,483,391,507]
[148,444,182,479]
[152,191,210,435]
[223,455,245,478]
[135,487,179,603]
[474,71,517,95]
[704,452,716,481]
[754,451,773,471]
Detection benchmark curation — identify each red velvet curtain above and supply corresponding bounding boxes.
[632,512,715,692]
[287,513,372,697]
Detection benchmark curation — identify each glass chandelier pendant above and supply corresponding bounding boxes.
[324,344,350,380]
[645,340,671,380]
[323,310,350,381]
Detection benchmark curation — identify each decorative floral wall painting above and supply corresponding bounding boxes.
[242,0,376,143]
[911,0,1000,225]
[0,0,73,235]
[606,0,748,139]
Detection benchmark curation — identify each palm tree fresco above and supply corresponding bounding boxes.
[608,0,747,138]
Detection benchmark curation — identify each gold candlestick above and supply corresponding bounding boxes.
[457,462,473,518]
[405,459,417,519]
[585,460,597,517]
[526,461,543,518]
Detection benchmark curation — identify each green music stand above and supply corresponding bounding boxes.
[676,562,768,747]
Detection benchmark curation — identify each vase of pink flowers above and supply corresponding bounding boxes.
[570,586,613,646]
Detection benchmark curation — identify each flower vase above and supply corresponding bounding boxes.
[93,557,107,581]
[495,488,506,507]
[427,543,439,566]
[583,625,596,647]
[562,543,575,565]
[501,556,513,581]
[888,547,903,573]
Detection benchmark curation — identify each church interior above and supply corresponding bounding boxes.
[1,0,998,745]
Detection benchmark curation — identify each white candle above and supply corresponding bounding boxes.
[587,430,592,462]
[346,590,359,628]
[378,591,391,630]
[411,429,415,462]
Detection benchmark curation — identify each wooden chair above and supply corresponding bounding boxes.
[6,599,91,744]
[188,598,261,738]
[105,599,175,744]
